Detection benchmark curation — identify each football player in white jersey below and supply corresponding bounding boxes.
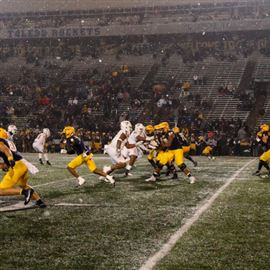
[103,120,132,175]
[124,123,146,176]
[7,124,17,141]
[32,128,51,165]
[6,125,39,176]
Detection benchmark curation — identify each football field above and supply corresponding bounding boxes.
[0,154,269,270]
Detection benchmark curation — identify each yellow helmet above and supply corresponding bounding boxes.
[62,126,75,138]
[260,124,269,132]
[154,122,170,133]
[145,125,155,135]
[172,127,180,134]
[0,128,8,139]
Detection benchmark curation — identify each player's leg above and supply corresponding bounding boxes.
[175,149,196,184]
[18,171,46,208]
[67,155,86,185]
[86,158,115,185]
[44,152,51,165]
[253,150,270,176]
[146,151,167,182]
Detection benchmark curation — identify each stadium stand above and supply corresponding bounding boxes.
[1,0,270,152]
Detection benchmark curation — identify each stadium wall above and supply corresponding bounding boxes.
[1,18,270,40]
[0,0,264,13]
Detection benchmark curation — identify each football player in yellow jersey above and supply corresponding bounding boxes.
[62,126,115,186]
[144,125,159,169]
[253,124,270,176]
[146,122,195,183]
[200,135,217,160]
[172,127,198,167]
[0,128,46,208]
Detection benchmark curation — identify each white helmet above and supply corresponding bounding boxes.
[7,125,17,136]
[43,128,51,138]
[120,120,132,135]
[135,123,145,136]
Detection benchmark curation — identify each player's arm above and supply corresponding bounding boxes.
[127,135,146,149]
[163,133,174,148]
[116,133,126,152]
[262,132,269,144]
[256,131,262,142]
[0,142,15,167]
[0,162,8,171]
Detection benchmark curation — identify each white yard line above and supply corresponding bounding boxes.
[55,203,118,207]
[32,174,90,188]
[139,158,255,270]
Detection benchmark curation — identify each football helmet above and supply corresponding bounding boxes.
[0,128,8,139]
[7,125,17,136]
[154,122,170,133]
[145,125,154,135]
[260,124,269,132]
[43,128,51,138]
[172,127,180,134]
[135,123,145,136]
[62,126,75,138]
[120,120,132,135]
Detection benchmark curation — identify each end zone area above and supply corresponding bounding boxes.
[0,154,268,270]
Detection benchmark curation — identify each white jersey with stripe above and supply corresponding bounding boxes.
[34,132,47,147]
[111,130,128,149]
[128,130,141,145]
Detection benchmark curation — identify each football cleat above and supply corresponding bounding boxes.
[105,175,115,186]
[77,176,86,186]
[145,175,156,182]
[39,159,44,165]
[46,161,52,166]
[23,188,34,205]
[125,170,133,176]
[171,173,178,180]
[189,176,196,184]
[252,171,261,176]
[35,200,47,208]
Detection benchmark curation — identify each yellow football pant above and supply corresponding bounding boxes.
[202,146,213,156]
[147,149,157,161]
[190,143,196,151]
[156,151,174,166]
[0,160,28,189]
[183,146,190,154]
[68,154,97,172]
[170,149,184,166]
[260,149,270,162]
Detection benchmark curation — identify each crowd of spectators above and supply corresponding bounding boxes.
[0,63,147,133]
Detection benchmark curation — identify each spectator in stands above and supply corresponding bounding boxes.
[181,81,191,97]
[193,74,198,85]
[157,96,167,108]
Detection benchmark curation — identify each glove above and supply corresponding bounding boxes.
[60,149,67,154]
[9,159,15,168]
[83,152,93,160]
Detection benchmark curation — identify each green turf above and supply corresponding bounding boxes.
[0,154,268,270]
[156,158,270,270]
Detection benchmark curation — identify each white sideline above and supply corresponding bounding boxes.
[139,158,255,270]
